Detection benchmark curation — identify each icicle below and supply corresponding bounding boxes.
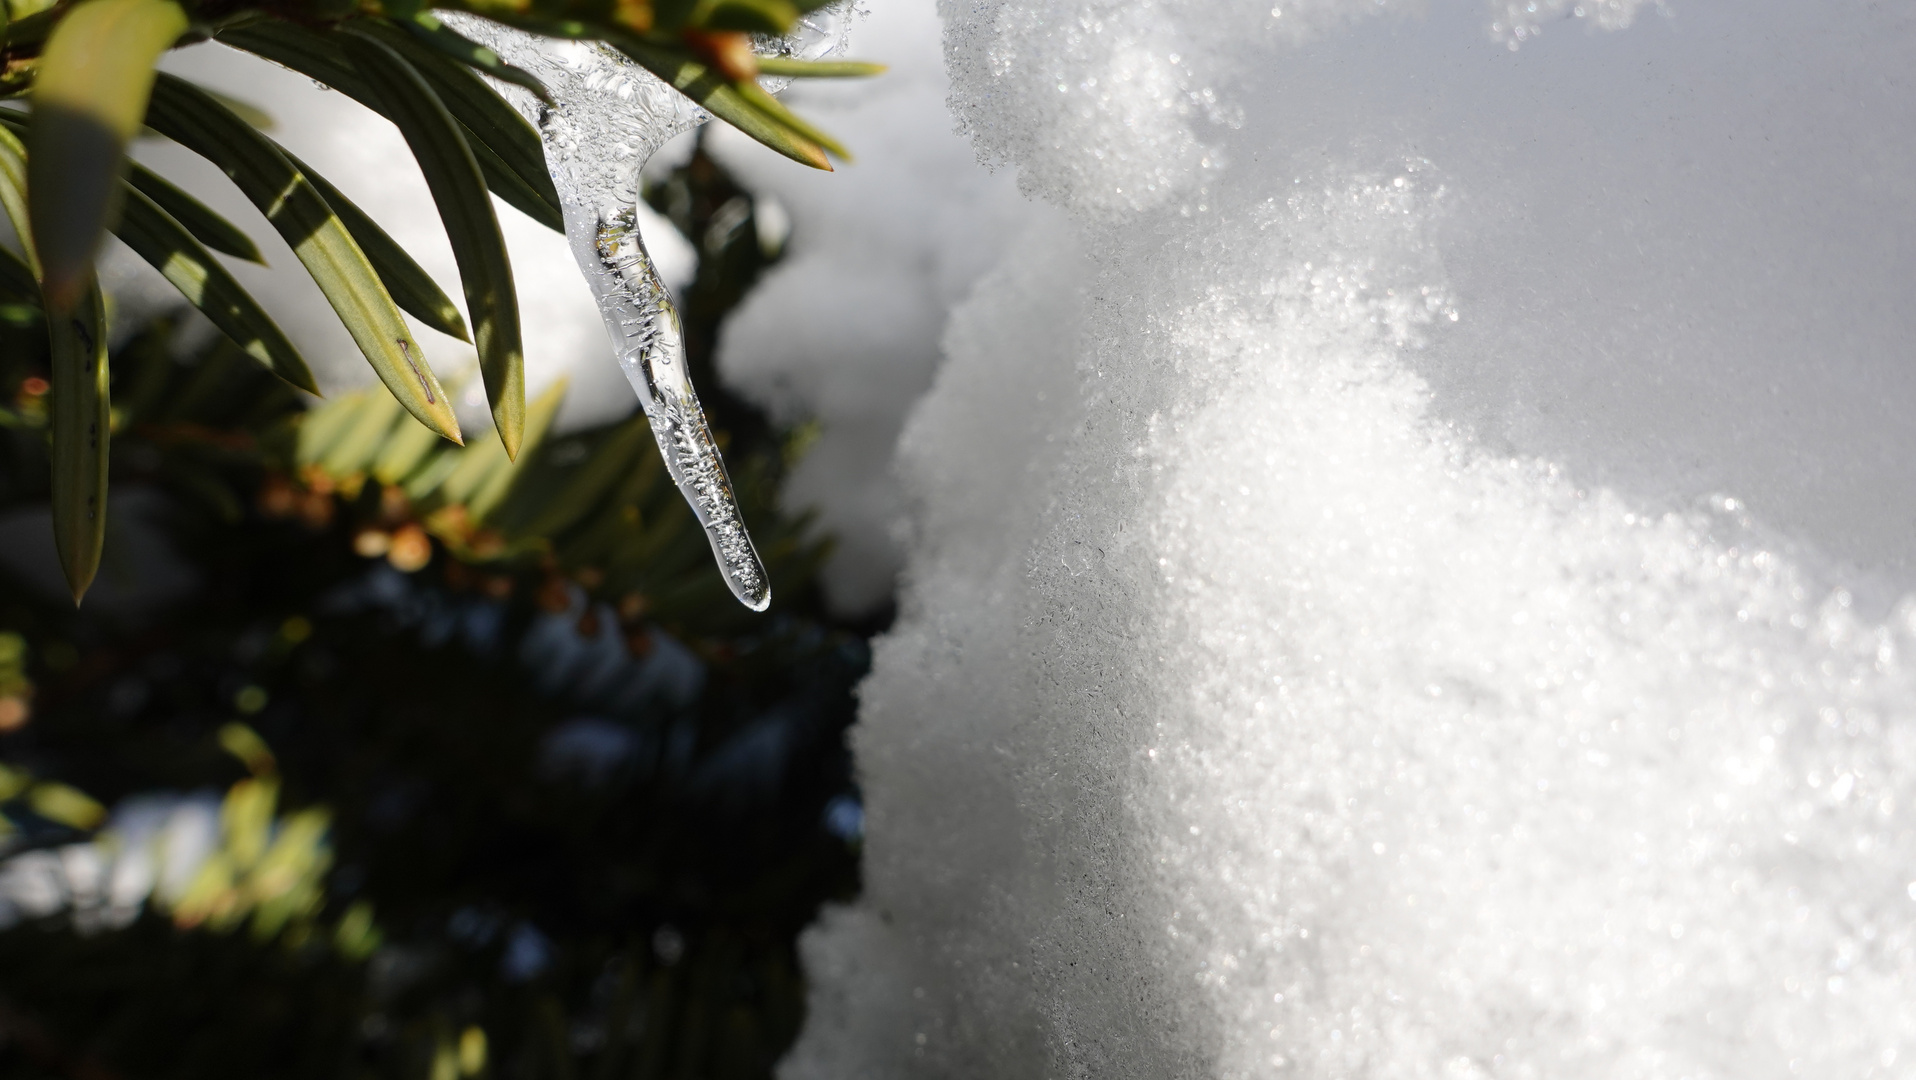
[442,19,819,611]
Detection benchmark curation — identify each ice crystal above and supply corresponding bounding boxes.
[442,16,846,610]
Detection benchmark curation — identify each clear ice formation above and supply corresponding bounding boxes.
[444,15,843,612]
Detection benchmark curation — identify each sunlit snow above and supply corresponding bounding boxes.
[774,0,1916,1077]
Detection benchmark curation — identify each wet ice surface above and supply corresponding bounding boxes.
[778,0,1916,1077]
[446,17,773,609]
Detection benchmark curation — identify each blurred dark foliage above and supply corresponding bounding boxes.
[0,139,865,1080]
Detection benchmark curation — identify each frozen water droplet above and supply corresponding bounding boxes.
[441,17,803,611]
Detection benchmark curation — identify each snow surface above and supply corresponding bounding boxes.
[777,0,1916,1077]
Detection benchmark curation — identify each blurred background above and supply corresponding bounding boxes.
[0,0,1029,1074]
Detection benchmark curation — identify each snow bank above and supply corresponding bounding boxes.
[782,0,1916,1076]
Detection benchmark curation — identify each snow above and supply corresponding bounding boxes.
[0,793,221,933]
[776,0,1916,1076]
